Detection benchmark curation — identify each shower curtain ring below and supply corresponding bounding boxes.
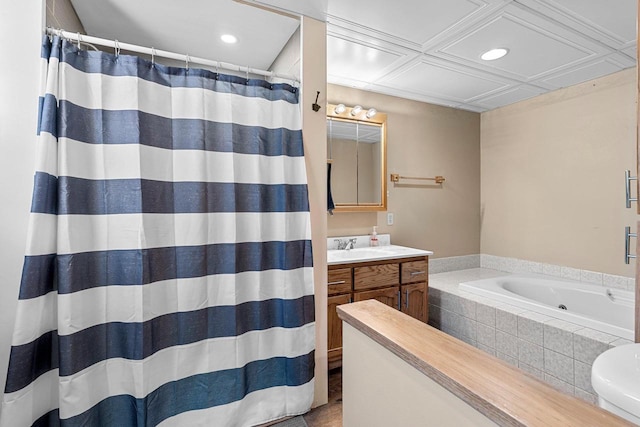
[245,66,249,82]
[56,28,66,42]
[151,48,156,68]
[76,32,81,49]
[114,40,120,58]
[185,54,190,71]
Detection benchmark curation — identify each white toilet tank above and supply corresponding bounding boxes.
[591,343,640,425]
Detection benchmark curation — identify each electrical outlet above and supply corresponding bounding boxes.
[387,212,394,226]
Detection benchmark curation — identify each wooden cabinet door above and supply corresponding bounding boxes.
[328,293,351,363]
[353,287,399,310]
[401,282,428,323]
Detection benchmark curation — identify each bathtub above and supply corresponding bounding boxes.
[459,274,635,341]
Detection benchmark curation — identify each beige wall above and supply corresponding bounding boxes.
[481,68,637,277]
[327,84,481,258]
[272,16,328,408]
[300,17,328,408]
[46,0,84,32]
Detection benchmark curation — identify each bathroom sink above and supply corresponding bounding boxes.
[591,343,640,424]
[327,245,432,265]
[329,248,395,259]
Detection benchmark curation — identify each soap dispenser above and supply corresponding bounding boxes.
[370,226,379,247]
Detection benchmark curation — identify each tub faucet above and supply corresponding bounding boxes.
[606,289,614,301]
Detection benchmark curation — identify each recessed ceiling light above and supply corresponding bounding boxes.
[481,48,508,61]
[221,34,237,44]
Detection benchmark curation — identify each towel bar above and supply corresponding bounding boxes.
[625,226,636,264]
[625,170,637,208]
[390,173,445,184]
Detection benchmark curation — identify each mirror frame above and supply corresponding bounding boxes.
[327,103,388,212]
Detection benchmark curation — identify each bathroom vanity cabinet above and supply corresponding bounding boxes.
[327,256,428,368]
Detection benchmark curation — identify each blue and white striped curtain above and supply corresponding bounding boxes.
[0,35,315,427]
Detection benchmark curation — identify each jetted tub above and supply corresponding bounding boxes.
[459,274,635,341]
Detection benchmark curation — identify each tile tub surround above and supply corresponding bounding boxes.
[429,254,480,274]
[428,268,635,405]
[403,252,634,289]
[480,254,635,292]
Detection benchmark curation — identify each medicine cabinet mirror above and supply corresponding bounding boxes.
[327,103,387,212]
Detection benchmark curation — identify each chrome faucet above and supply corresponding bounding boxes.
[333,238,357,250]
[345,238,357,251]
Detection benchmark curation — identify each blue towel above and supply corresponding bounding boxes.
[327,163,335,214]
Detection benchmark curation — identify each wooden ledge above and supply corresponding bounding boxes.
[337,300,633,427]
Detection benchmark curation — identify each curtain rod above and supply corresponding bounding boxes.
[45,28,300,84]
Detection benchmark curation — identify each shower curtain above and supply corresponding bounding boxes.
[0,35,315,427]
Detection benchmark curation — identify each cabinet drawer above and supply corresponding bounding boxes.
[401,259,428,284]
[354,264,399,290]
[328,267,352,295]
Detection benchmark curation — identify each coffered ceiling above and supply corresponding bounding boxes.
[71,0,636,112]
[323,0,636,112]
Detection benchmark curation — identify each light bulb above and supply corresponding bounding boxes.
[366,108,377,118]
[334,104,346,114]
[350,105,363,116]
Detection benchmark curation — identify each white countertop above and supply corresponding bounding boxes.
[327,245,433,265]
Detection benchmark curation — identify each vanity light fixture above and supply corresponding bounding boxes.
[332,103,379,119]
[334,104,346,114]
[350,105,363,116]
[480,48,508,61]
[220,34,237,44]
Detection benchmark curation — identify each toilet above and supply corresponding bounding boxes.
[591,343,640,425]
